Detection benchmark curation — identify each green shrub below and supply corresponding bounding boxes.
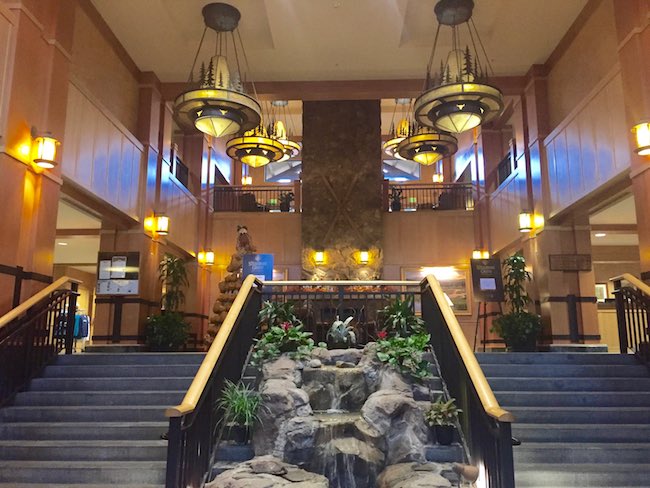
[380,295,425,337]
[376,333,431,381]
[145,312,190,351]
[251,321,314,365]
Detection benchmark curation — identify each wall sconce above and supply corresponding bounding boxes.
[241,175,252,185]
[432,173,444,183]
[144,213,170,237]
[518,211,533,233]
[314,250,325,265]
[32,132,60,169]
[359,250,370,264]
[472,249,490,259]
[198,249,215,266]
[632,122,650,156]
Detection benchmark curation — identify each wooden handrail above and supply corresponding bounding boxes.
[166,274,261,418]
[0,276,82,331]
[422,274,514,423]
[611,273,650,296]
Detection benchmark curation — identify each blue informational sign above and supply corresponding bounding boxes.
[242,254,274,281]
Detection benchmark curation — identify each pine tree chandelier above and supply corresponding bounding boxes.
[383,99,411,160]
[270,100,301,162]
[414,0,504,134]
[396,123,458,165]
[174,3,261,139]
[226,122,285,168]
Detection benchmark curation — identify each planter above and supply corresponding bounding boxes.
[230,425,250,445]
[506,335,537,352]
[434,425,455,446]
[390,200,401,212]
[280,203,291,212]
[327,339,353,350]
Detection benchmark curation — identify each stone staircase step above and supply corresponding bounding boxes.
[507,406,650,424]
[494,391,650,407]
[481,364,648,378]
[0,405,167,423]
[512,424,650,443]
[29,377,193,391]
[0,422,168,440]
[82,345,150,353]
[0,461,166,484]
[476,353,638,365]
[514,442,650,464]
[515,463,650,487]
[55,352,205,365]
[12,390,184,406]
[42,364,200,378]
[487,376,650,392]
[0,440,167,461]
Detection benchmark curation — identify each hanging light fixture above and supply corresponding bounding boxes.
[383,99,411,160]
[414,0,504,134]
[174,3,261,139]
[396,124,458,165]
[226,122,285,168]
[270,100,301,162]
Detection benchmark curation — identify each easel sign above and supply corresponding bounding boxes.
[470,258,504,351]
[96,252,140,295]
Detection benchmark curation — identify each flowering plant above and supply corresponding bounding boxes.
[251,313,314,365]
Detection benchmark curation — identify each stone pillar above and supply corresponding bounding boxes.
[301,100,382,279]
[613,0,650,281]
[0,1,75,313]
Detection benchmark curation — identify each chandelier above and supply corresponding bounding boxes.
[414,0,504,134]
[226,122,285,168]
[396,123,458,165]
[383,98,411,160]
[270,100,301,162]
[174,3,261,139]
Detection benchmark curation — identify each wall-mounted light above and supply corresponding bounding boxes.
[241,175,252,185]
[472,249,490,259]
[359,250,370,264]
[198,249,215,266]
[632,122,650,156]
[314,250,325,265]
[518,211,533,233]
[144,213,170,237]
[32,132,60,169]
[432,173,444,183]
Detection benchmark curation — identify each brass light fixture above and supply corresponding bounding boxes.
[414,0,504,134]
[174,3,261,139]
[632,122,650,156]
[32,131,60,169]
[226,122,285,168]
[396,124,458,165]
[198,249,215,266]
[271,100,301,162]
[383,99,411,159]
[144,213,170,237]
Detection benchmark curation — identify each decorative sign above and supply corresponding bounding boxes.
[470,258,504,302]
[549,254,592,272]
[242,254,274,281]
[96,252,140,295]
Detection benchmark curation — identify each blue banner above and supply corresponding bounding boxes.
[242,254,274,281]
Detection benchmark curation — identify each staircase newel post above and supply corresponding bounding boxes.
[613,288,629,355]
[165,416,183,488]
[65,283,79,355]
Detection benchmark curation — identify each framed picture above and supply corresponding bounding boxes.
[401,266,471,315]
[595,283,608,303]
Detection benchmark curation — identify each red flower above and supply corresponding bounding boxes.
[281,322,292,331]
[377,330,388,340]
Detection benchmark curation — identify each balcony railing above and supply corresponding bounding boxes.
[388,183,474,211]
[213,185,298,212]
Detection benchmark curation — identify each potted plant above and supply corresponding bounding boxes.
[327,316,356,349]
[259,301,300,329]
[491,252,542,351]
[279,191,294,212]
[145,254,190,351]
[425,396,461,445]
[216,380,261,445]
[389,187,403,212]
[380,295,425,337]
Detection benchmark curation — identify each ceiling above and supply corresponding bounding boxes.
[589,194,638,247]
[91,0,588,83]
[54,201,101,273]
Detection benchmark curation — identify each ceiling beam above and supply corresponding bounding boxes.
[160,76,527,102]
[56,229,102,237]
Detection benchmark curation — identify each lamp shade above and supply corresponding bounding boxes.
[33,135,59,169]
[518,212,533,233]
[633,122,650,156]
[194,108,242,138]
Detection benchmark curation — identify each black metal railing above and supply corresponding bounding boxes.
[612,275,650,364]
[0,282,78,406]
[0,264,53,309]
[213,185,297,212]
[165,278,262,488]
[174,156,190,189]
[388,183,474,211]
[422,277,514,488]
[262,281,420,345]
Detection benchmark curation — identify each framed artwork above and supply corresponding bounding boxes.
[401,266,472,315]
[595,283,608,303]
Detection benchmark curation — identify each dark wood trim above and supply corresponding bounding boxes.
[56,229,102,237]
[544,0,603,71]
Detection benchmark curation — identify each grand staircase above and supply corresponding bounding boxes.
[0,352,204,487]
[477,352,650,488]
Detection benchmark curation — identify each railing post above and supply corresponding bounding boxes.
[12,266,24,308]
[567,294,580,343]
[65,283,79,354]
[613,289,629,354]
[165,416,183,488]
[498,422,516,488]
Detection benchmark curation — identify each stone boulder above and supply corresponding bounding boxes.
[263,356,302,385]
[207,456,329,488]
[302,366,367,411]
[377,462,453,488]
[281,416,319,466]
[314,437,385,487]
[361,390,428,464]
[311,347,363,366]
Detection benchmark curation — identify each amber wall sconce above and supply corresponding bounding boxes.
[519,211,544,234]
[358,250,370,264]
[144,213,170,238]
[198,250,215,266]
[31,131,60,169]
[314,250,325,265]
[633,122,650,156]
[472,249,490,259]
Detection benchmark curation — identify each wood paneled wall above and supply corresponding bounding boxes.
[62,81,143,220]
[488,171,526,253]
[544,69,630,217]
[160,162,199,254]
[0,5,15,141]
